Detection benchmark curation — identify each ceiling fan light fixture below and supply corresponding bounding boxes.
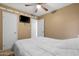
[36,5,41,9]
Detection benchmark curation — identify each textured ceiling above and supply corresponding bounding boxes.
[3,3,71,16]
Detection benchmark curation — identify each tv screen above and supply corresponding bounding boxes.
[20,15,30,23]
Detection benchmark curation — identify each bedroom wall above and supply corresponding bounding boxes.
[44,4,79,39]
[18,22,31,39]
[0,9,2,49]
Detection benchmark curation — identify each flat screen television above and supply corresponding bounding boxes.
[19,15,30,23]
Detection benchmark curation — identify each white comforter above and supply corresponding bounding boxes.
[13,37,79,56]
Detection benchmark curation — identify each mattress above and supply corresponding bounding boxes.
[13,37,79,56]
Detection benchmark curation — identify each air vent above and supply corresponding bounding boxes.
[51,10,57,14]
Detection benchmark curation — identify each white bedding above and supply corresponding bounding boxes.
[13,37,79,56]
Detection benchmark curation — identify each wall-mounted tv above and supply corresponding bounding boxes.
[19,15,30,23]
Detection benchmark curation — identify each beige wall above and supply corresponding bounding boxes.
[44,4,79,39]
[18,22,31,39]
[0,9,2,49]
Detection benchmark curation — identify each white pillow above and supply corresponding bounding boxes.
[58,38,79,50]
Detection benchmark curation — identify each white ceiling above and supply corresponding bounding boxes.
[3,3,71,16]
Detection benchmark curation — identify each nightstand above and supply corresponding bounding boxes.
[0,50,15,56]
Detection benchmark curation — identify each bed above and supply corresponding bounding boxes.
[13,37,79,56]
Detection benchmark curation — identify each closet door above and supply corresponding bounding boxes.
[37,19,44,37]
[3,11,18,50]
[31,19,38,38]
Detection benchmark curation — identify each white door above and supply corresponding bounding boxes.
[3,11,18,50]
[37,19,44,37]
[31,19,37,38]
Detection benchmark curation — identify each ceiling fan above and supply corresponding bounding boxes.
[25,3,48,13]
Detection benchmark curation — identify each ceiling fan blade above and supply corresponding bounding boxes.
[41,5,48,11]
[25,3,38,6]
[34,8,38,13]
[25,4,32,6]
[30,14,35,16]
